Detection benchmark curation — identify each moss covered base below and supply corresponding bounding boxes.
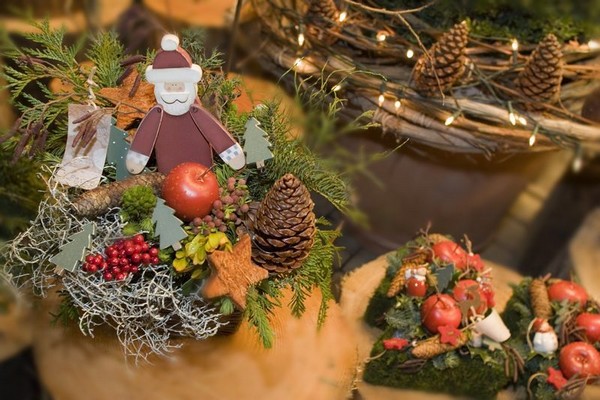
[363,338,509,399]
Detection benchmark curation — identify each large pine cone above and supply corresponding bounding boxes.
[252,174,316,273]
[306,0,339,22]
[413,21,469,96]
[517,34,563,108]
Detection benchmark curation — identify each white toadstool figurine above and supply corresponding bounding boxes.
[532,318,558,354]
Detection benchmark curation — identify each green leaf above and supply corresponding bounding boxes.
[433,265,454,292]
[219,298,235,315]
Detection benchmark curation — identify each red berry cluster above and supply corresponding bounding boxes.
[81,234,160,281]
[190,177,250,235]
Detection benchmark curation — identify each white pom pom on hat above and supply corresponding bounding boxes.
[161,34,180,51]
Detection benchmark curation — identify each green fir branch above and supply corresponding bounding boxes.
[87,31,124,88]
[244,283,282,348]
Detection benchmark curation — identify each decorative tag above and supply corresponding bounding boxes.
[152,197,188,250]
[243,117,273,168]
[106,123,132,181]
[55,104,111,189]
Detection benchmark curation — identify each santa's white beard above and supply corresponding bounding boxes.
[159,96,195,116]
[155,83,197,116]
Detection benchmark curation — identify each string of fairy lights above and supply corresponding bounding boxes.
[261,0,597,169]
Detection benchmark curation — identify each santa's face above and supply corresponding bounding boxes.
[154,81,198,116]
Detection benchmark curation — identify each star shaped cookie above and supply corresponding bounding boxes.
[202,235,269,309]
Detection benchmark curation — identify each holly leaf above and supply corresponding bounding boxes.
[433,265,454,292]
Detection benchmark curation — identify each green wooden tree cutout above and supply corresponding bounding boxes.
[243,117,273,169]
[152,197,187,250]
[50,222,96,273]
[106,122,132,181]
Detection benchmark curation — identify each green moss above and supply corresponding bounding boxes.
[374,0,599,43]
[501,277,533,336]
[364,329,510,399]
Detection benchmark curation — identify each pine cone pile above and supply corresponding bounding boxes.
[413,21,469,96]
[517,33,563,108]
[252,174,316,273]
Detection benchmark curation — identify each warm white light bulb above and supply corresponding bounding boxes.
[406,49,414,59]
[293,58,304,71]
[298,33,305,47]
[377,32,387,42]
[518,116,527,126]
[509,112,516,125]
[572,154,583,173]
[588,40,600,50]
[338,11,347,22]
[529,133,536,147]
[445,115,455,126]
[511,38,519,51]
[378,94,385,106]
[332,84,342,92]
[394,100,401,110]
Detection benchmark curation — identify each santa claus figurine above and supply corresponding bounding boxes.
[126,34,245,175]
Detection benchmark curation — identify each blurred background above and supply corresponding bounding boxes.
[0,1,599,399]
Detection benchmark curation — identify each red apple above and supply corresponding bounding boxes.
[452,279,488,315]
[432,241,468,269]
[480,282,496,308]
[576,313,600,343]
[548,280,588,309]
[162,162,220,222]
[406,277,427,297]
[559,342,600,379]
[421,294,462,334]
[465,253,485,271]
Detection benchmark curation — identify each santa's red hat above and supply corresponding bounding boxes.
[145,34,202,84]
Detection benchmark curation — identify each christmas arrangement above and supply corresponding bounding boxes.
[241,0,600,159]
[1,25,350,360]
[503,276,600,399]
[362,232,521,399]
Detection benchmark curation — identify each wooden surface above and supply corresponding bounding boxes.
[0,0,131,32]
[339,254,521,400]
[571,208,600,299]
[0,291,32,362]
[33,287,357,400]
[144,0,236,27]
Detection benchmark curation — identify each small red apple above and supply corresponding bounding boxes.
[559,342,600,379]
[162,162,220,222]
[548,280,588,309]
[421,294,462,334]
[432,241,468,269]
[465,253,485,271]
[480,282,496,308]
[576,313,600,343]
[406,277,427,297]
[452,279,488,315]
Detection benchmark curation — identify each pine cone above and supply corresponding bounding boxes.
[427,233,450,245]
[252,174,316,273]
[306,0,339,22]
[530,278,552,320]
[411,332,468,359]
[517,34,563,108]
[413,21,469,96]
[387,252,429,297]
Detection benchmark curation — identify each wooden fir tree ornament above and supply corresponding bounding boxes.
[413,21,470,96]
[252,174,316,273]
[49,222,96,272]
[516,33,563,108]
[202,235,269,309]
[106,124,132,181]
[243,117,273,169]
[151,197,187,251]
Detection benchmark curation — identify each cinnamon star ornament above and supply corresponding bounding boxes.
[98,70,156,131]
[202,235,269,309]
